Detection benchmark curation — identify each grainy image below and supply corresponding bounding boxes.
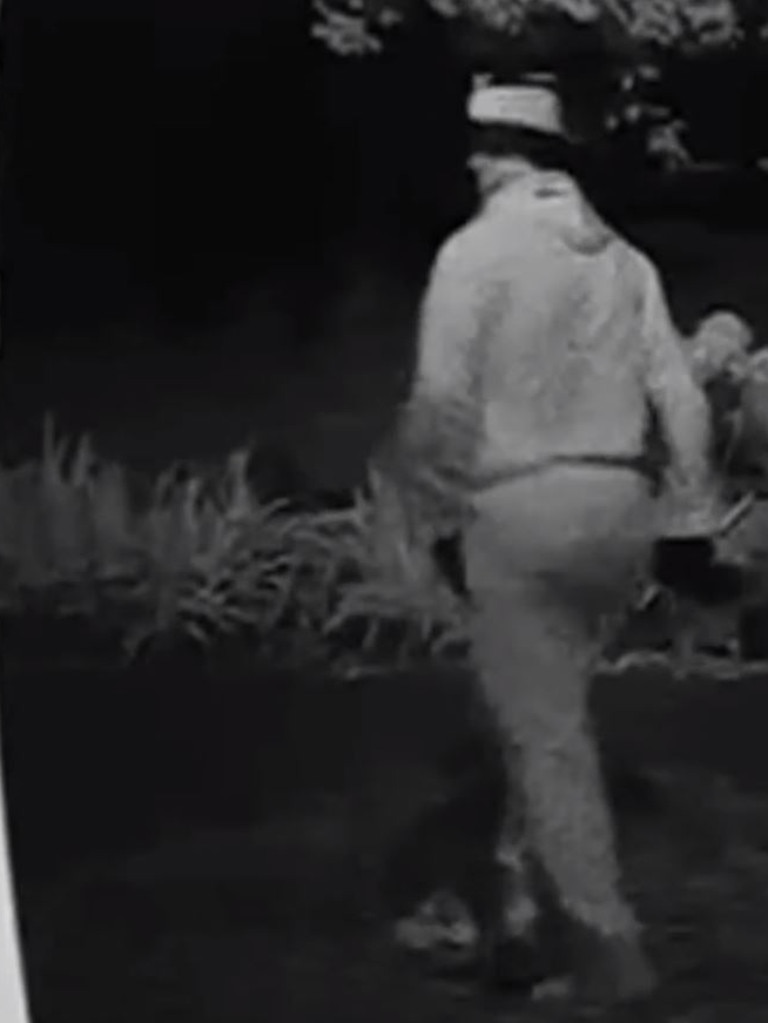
[3,2,768,1021]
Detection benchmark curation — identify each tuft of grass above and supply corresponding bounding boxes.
[319,475,469,672]
[2,417,767,676]
[0,420,467,668]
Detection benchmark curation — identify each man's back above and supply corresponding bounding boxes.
[445,173,652,482]
[387,166,718,541]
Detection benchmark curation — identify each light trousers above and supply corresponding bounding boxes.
[464,464,657,939]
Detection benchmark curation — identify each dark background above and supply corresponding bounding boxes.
[2,1,768,482]
[3,1,768,336]
[1,0,472,339]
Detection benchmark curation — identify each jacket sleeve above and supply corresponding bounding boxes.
[372,230,495,537]
[635,252,725,537]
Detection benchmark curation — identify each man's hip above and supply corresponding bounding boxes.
[429,459,655,614]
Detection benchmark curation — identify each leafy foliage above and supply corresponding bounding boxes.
[3,418,767,677]
[0,419,468,669]
[310,0,761,162]
[311,0,750,58]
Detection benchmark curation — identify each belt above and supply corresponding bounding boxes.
[438,453,655,601]
[474,452,657,491]
[555,453,657,476]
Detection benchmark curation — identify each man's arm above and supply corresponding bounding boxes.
[373,229,496,538]
[635,252,724,537]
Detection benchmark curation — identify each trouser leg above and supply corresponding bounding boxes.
[467,583,656,1002]
[469,584,640,943]
[463,469,657,1001]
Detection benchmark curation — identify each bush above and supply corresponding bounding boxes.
[3,417,764,678]
[0,418,468,670]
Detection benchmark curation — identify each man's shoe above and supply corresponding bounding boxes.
[538,919,657,1005]
[479,859,562,993]
[391,889,480,975]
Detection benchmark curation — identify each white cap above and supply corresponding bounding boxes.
[467,80,567,137]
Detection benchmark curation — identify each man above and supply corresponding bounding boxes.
[372,75,739,1005]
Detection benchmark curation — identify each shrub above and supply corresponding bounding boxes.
[2,417,764,677]
[0,419,467,669]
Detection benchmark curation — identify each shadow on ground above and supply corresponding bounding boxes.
[4,638,768,1022]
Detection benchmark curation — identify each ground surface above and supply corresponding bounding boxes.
[4,641,768,1023]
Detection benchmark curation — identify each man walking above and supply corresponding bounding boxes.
[374,75,734,1005]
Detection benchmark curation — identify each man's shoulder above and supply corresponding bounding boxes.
[614,241,667,301]
[431,209,531,281]
[430,179,659,276]
[435,215,502,260]
[521,173,619,256]
[425,229,492,293]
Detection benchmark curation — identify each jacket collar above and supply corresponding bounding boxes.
[482,170,614,255]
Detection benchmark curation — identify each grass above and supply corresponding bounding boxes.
[11,657,768,1023]
[0,417,470,670]
[5,416,768,681]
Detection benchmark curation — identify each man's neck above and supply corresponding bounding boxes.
[480,164,576,212]
[477,157,537,201]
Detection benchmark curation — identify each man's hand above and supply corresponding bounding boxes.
[432,534,469,600]
[652,537,750,606]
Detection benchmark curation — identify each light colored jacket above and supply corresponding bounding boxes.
[377,169,724,541]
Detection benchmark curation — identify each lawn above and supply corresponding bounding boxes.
[4,201,768,1020]
[6,644,768,1023]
